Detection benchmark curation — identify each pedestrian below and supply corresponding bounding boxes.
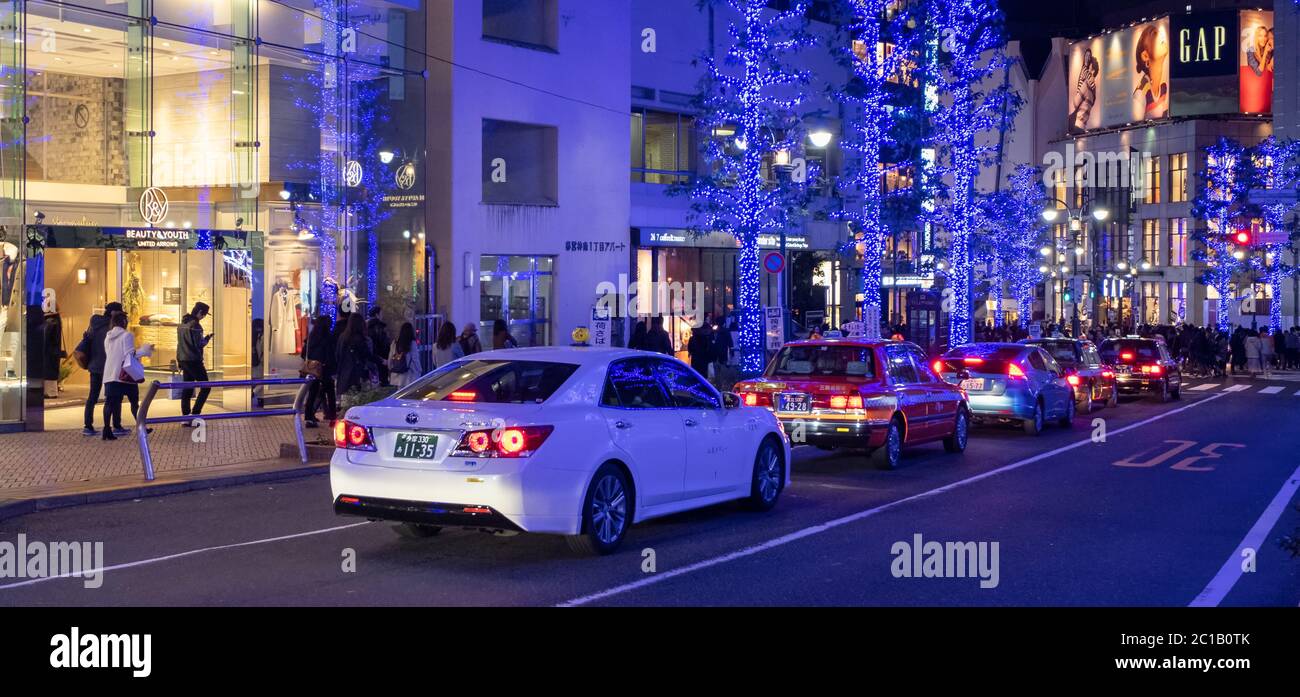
[101,311,152,440]
[492,319,518,349]
[302,311,337,428]
[367,306,391,387]
[1243,329,1262,377]
[336,312,377,396]
[41,308,64,398]
[75,301,120,436]
[458,322,482,355]
[177,302,213,425]
[432,320,465,368]
[644,316,673,355]
[1260,328,1275,378]
[687,323,713,375]
[1287,327,1300,369]
[711,315,733,369]
[627,320,648,350]
[388,321,423,389]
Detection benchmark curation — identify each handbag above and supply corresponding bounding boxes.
[119,352,146,384]
[300,359,324,379]
[72,334,91,370]
[389,351,411,375]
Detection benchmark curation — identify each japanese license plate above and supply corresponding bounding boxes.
[777,393,811,413]
[960,378,985,391]
[393,432,438,460]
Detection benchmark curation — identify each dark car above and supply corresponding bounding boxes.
[734,339,970,470]
[1022,338,1118,413]
[1098,336,1182,402]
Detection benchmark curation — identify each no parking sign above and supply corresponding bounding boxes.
[763,251,785,274]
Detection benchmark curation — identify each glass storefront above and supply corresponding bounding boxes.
[479,255,553,348]
[0,0,428,429]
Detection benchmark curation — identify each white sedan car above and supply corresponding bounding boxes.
[331,346,790,555]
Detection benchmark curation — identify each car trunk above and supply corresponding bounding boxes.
[343,401,547,471]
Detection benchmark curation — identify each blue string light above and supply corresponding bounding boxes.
[1192,138,1256,333]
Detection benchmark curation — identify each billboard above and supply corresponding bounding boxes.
[1066,11,1271,131]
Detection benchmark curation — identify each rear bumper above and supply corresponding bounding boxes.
[1116,376,1163,392]
[967,393,1036,421]
[335,495,522,531]
[775,414,887,448]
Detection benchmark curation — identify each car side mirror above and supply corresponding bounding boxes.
[723,392,742,409]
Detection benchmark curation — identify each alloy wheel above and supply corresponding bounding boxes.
[590,474,628,545]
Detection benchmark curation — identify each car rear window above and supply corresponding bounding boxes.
[395,360,579,404]
[767,345,876,378]
[1099,340,1160,363]
[939,346,1023,374]
[1027,341,1079,365]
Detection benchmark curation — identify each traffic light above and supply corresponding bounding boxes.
[1234,229,1251,245]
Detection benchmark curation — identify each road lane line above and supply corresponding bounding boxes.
[0,522,370,591]
[558,393,1229,607]
[1189,463,1300,607]
[1258,386,1284,394]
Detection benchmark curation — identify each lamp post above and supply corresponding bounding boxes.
[1040,197,1110,338]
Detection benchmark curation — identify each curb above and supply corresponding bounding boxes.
[0,460,329,523]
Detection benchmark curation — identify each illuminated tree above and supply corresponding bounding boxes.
[1191,138,1260,333]
[1249,137,1300,334]
[687,0,816,375]
[976,165,1047,329]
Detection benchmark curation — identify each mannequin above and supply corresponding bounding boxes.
[41,288,63,398]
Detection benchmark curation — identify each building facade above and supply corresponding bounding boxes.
[0,0,429,430]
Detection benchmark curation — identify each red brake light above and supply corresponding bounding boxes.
[1120,352,1134,361]
[334,419,375,451]
[1066,374,1081,386]
[1141,364,1163,375]
[1102,370,1114,378]
[830,395,848,409]
[1007,363,1027,379]
[848,395,863,409]
[963,357,985,365]
[448,390,477,402]
[453,426,554,458]
[743,393,758,407]
[932,359,944,374]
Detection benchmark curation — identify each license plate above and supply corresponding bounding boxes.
[960,378,986,391]
[1115,365,1131,374]
[777,393,811,413]
[393,432,438,460]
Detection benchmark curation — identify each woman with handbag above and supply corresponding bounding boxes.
[388,322,423,389]
[101,311,153,441]
[302,311,338,428]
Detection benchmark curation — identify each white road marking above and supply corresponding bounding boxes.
[1190,463,1300,607]
[558,393,1230,607]
[0,522,370,591]
[1223,384,1252,393]
[1189,384,1219,391]
[1259,386,1284,395]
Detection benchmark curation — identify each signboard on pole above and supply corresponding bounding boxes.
[862,305,882,340]
[590,307,611,347]
[763,251,785,274]
[764,307,785,351]
[842,321,864,338]
[1027,323,1043,340]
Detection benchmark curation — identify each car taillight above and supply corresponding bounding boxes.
[1102,370,1115,378]
[829,395,864,410]
[1066,374,1081,386]
[1120,351,1134,361]
[1007,363,1027,379]
[743,392,759,407]
[447,390,477,402]
[932,359,944,374]
[1140,364,1163,375]
[333,419,376,451]
[451,425,554,458]
[962,357,985,365]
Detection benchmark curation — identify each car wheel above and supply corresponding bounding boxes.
[1171,383,1181,400]
[1156,379,1170,403]
[873,417,903,470]
[1106,386,1119,409]
[392,523,441,539]
[943,407,969,454]
[1058,393,1075,427]
[744,438,784,511]
[1022,400,1044,435]
[566,464,631,556]
[1078,385,1093,414]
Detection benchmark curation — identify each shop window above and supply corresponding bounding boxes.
[1141,219,1159,265]
[1168,218,1188,266]
[483,0,559,51]
[482,119,558,205]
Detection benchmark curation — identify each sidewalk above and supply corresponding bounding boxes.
[0,416,333,520]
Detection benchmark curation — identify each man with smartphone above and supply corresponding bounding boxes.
[177,302,214,425]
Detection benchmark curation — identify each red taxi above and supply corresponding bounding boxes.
[733,339,970,470]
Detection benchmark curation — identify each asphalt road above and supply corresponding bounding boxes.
[2,377,1298,607]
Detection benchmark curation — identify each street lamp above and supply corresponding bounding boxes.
[808,129,833,148]
[1040,197,1112,337]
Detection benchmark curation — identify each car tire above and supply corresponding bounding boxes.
[1156,379,1170,403]
[1171,383,1181,400]
[943,407,969,454]
[1022,400,1044,436]
[1078,385,1093,414]
[1058,394,1075,427]
[873,417,903,470]
[392,523,441,539]
[1106,386,1119,409]
[566,463,632,556]
[744,438,784,511]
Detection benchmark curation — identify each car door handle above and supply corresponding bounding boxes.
[614,420,633,430]
[684,418,699,427]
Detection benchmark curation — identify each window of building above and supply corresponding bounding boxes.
[1169,153,1188,203]
[482,119,558,205]
[1141,281,1160,324]
[483,0,559,51]
[1167,282,1187,323]
[631,109,695,184]
[1168,218,1188,266]
[1144,155,1162,204]
[1142,219,1160,265]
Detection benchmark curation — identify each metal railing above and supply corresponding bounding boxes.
[136,377,316,481]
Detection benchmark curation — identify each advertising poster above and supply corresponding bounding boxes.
[1170,10,1237,117]
[1239,10,1274,114]
[1067,37,1103,133]
[1129,18,1170,121]
[1100,28,1132,127]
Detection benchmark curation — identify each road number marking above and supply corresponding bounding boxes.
[1112,440,1245,472]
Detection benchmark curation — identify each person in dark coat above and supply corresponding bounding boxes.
[77,301,121,436]
[41,310,65,398]
[687,323,713,375]
[627,320,648,350]
[303,311,338,427]
[644,316,673,355]
[177,302,213,422]
[336,312,377,396]
[366,307,391,387]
